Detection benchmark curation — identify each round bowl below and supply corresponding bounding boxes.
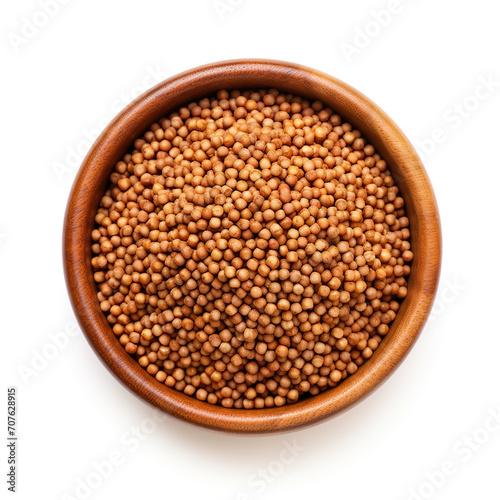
[64,59,441,433]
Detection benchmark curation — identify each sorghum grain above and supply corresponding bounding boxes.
[92,89,413,409]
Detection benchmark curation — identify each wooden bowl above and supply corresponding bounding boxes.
[64,60,441,433]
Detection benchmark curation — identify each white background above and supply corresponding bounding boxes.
[2,1,500,499]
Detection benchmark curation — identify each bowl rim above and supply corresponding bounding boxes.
[64,59,441,433]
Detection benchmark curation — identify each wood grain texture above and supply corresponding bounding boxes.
[63,60,441,433]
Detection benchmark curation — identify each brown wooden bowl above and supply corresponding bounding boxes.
[64,59,441,433]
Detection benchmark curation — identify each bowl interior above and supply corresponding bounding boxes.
[64,60,441,433]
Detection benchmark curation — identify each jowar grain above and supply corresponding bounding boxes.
[91,88,413,409]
